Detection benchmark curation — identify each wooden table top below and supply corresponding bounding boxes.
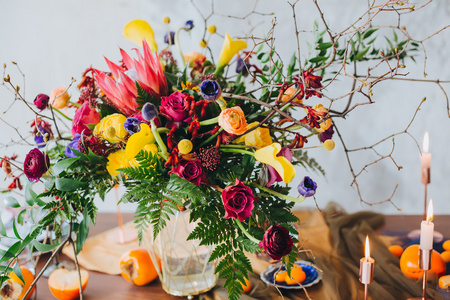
[34,213,450,300]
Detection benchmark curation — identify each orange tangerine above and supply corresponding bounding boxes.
[0,266,35,300]
[275,271,287,283]
[48,268,89,300]
[241,277,252,293]
[400,245,446,279]
[119,248,160,286]
[285,265,307,285]
[388,245,404,258]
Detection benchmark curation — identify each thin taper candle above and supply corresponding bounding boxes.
[420,199,434,250]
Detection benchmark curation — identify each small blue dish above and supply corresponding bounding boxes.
[260,260,322,289]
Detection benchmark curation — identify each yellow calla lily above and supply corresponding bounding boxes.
[254,143,296,184]
[93,113,127,144]
[123,20,158,51]
[106,149,130,178]
[217,33,247,70]
[125,123,155,160]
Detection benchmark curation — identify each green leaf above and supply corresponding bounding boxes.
[0,213,6,236]
[316,42,332,50]
[393,29,398,42]
[17,209,26,225]
[52,157,79,175]
[363,28,378,39]
[55,178,87,191]
[76,210,91,254]
[12,218,21,240]
[309,56,327,63]
[5,196,20,208]
[0,241,21,264]
[25,182,37,206]
[13,261,24,285]
[33,240,61,252]
[354,46,371,61]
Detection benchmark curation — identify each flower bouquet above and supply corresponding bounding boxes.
[0,1,438,299]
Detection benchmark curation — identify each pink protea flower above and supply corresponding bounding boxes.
[94,40,168,116]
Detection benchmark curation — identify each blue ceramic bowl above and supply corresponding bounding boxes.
[260,260,322,289]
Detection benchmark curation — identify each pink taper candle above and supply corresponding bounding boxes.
[420,199,434,250]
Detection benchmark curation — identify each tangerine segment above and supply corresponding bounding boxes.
[48,269,89,300]
[9,266,35,300]
[119,248,159,286]
[285,265,307,285]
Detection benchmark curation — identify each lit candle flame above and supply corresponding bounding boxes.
[427,199,434,222]
[365,235,370,260]
[423,132,429,153]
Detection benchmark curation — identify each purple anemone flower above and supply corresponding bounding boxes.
[124,117,142,135]
[200,80,222,101]
[298,176,317,197]
[34,127,49,148]
[184,20,194,30]
[142,102,158,121]
[65,134,81,158]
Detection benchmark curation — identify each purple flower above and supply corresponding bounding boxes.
[266,147,293,187]
[236,58,250,76]
[24,148,50,182]
[169,158,205,186]
[124,117,142,135]
[298,176,317,197]
[65,134,81,158]
[200,80,222,101]
[184,20,194,30]
[221,178,255,221]
[164,31,175,45]
[34,94,49,111]
[34,126,49,148]
[259,224,293,261]
[142,102,158,121]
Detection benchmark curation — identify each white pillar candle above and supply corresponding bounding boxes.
[359,236,374,284]
[420,199,434,250]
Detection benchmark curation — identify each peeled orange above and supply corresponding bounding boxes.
[400,245,446,279]
[119,248,160,286]
[285,265,307,285]
[48,268,89,300]
[0,266,35,300]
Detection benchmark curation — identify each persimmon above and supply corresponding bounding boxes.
[119,248,160,286]
[48,268,89,300]
[400,245,446,279]
[0,266,35,300]
[285,265,307,285]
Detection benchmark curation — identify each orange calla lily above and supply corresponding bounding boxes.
[123,20,158,51]
[126,123,155,160]
[254,143,295,184]
[217,33,247,71]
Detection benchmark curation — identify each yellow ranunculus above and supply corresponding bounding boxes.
[254,143,296,184]
[123,20,157,51]
[93,114,127,144]
[106,149,130,178]
[242,122,272,149]
[125,123,155,160]
[217,33,247,70]
[313,104,332,132]
[129,144,159,167]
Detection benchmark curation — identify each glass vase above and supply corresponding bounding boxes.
[143,210,217,298]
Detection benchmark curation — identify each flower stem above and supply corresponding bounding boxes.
[219,147,254,156]
[198,128,223,148]
[220,144,257,149]
[175,28,186,67]
[52,107,73,121]
[235,219,260,244]
[150,119,169,160]
[157,127,170,134]
[249,182,306,203]
[199,116,219,126]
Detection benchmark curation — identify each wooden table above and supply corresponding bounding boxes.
[34,213,450,300]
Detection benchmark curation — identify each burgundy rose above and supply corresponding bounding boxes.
[71,102,101,137]
[33,94,49,111]
[24,148,50,182]
[259,224,293,261]
[160,91,188,122]
[266,147,293,187]
[169,158,204,186]
[222,178,255,221]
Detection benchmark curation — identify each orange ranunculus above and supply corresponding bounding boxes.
[313,104,332,132]
[244,122,272,149]
[281,86,302,104]
[218,106,248,135]
[183,51,206,67]
[50,86,70,109]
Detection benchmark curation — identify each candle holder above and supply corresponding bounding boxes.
[359,257,374,300]
[407,249,432,300]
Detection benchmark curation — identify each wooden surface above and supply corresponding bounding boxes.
[34,213,450,300]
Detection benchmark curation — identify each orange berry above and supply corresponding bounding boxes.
[388,245,404,258]
[275,271,287,283]
[119,248,160,286]
[241,277,252,293]
[48,268,89,300]
[285,265,307,285]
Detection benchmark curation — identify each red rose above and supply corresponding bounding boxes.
[222,178,255,221]
[33,94,49,111]
[71,102,101,137]
[259,224,293,261]
[160,91,188,122]
[169,158,205,186]
[24,148,50,182]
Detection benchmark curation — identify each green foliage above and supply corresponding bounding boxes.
[292,150,326,176]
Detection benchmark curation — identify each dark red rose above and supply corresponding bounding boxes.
[33,94,49,111]
[71,102,101,137]
[259,224,293,261]
[169,158,204,186]
[24,148,50,182]
[222,178,255,221]
[160,91,188,122]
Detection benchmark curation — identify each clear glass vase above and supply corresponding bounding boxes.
[143,210,217,298]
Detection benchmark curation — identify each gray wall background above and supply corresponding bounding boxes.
[1,0,449,215]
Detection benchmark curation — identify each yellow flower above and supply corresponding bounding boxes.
[207,25,216,34]
[254,143,296,184]
[178,139,193,154]
[93,114,127,144]
[181,81,200,93]
[123,20,157,51]
[200,39,208,48]
[217,33,247,70]
[125,123,155,160]
[129,144,159,167]
[324,139,335,151]
[313,104,332,132]
[50,86,70,109]
[106,149,130,178]
[163,16,170,24]
[240,122,272,149]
